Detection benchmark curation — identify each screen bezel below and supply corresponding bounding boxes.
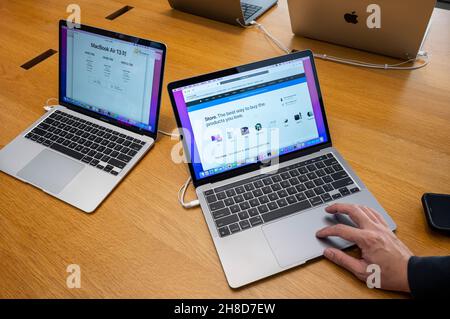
[58,20,166,139]
[167,50,332,187]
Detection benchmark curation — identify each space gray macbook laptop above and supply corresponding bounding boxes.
[168,50,396,288]
[168,0,278,26]
[0,21,166,213]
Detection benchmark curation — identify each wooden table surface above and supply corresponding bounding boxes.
[0,0,449,298]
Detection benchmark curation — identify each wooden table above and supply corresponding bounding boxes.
[0,0,449,298]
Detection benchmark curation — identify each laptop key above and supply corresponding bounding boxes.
[50,143,84,160]
[218,226,230,237]
[271,183,281,191]
[277,198,288,207]
[296,193,306,201]
[210,200,225,211]
[230,205,240,214]
[238,211,249,220]
[249,216,263,227]
[310,196,323,206]
[226,189,236,197]
[257,205,269,214]
[277,190,288,198]
[280,180,290,188]
[331,171,348,181]
[332,177,353,189]
[259,195,269,204]
[350,187,360,193]
[239,201,250,210]
[249,199,259,207]
[332,193,342,199]
[261,200,312,223]
[239,220,251,230]
[305,190,315,198]
[129,143,143,151]
[252,189,263,197]
[42,140,52,146]
[128,149,138,157]
[235,186,245,194]
[234,195,244,203]
[287,196,297,204]
[110,150,119,158]
[268,193,278,201]
[212,207,230,219]
[117,153,131,163]
[248,208,259,217]
[216,214,239,228]
[287,187,297,195]
[321,193,333,202]
[90,159,99,166]
[203,189,214,196]
[31,127,46,136]
[244,183,255,191]
[224,198,234,206]
[243,192,253,200]
[206,194,217,203]
[229,223,241,234]
[82,156,92,163]
[253,180,264,188]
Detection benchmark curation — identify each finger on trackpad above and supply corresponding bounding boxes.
[17,149,84,194]
[262,211,352,268]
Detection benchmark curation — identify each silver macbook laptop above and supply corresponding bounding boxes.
[168,0,278,26]
[0,21,166,213]
[168,50,396,288]
[287,0,436,59]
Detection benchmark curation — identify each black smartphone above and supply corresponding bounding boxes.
[422,193,450,234]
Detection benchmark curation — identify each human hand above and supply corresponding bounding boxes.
[316,203,413,292]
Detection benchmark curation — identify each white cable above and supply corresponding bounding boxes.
[44,97,58,111]
[178,176,200,209]
[249,21,291,54]
[249,21,430,70]
[158,129,180,139]
[313,52,429,70]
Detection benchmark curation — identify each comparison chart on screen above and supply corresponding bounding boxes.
[60,25,164,133]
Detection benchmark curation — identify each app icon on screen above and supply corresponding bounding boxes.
[240,127,249,135]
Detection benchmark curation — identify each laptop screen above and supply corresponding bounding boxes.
[60,25,164,134]
[171,54,329,181]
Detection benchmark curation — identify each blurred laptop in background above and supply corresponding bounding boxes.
[168,0,278,26]
[287,0,436,59]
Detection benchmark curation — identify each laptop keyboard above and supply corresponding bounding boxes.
[203,153,360,237]
[24,110,146,176]
[241,2,263,20]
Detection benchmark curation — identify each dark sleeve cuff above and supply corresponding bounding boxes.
[408,256,450,299]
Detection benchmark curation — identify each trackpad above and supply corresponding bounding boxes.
[262,210,352,268]
[17,149,84,194]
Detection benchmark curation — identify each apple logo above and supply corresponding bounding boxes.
[344,11,358,24]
